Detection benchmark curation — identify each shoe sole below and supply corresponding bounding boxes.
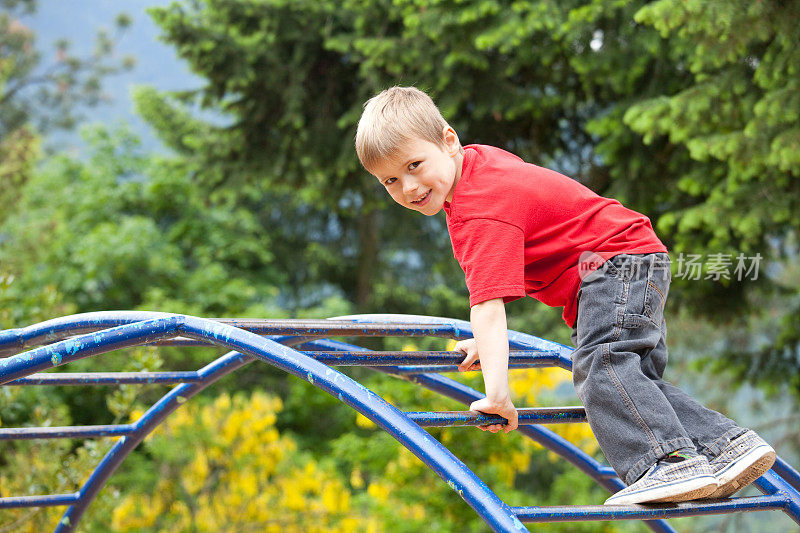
[605,475,718,505]
[706,445,776,499]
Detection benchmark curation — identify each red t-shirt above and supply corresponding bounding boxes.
[443,144,667,327]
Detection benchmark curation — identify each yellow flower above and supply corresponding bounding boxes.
[185,451,209,495]
[106,390,379,532]
[350,468,364,489]
[509,367,572,404]
[511,450,530,471]
[282,485,306,511]
[367,482,391,502]
[356,412,376,429]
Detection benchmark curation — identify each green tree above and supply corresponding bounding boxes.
[139,0,685,329]
[142,0,800,398]
[0,125,294,323]
[0,0,135,319]
[4,1,800,528]
[625,0,800,400]
[0,0,134,138]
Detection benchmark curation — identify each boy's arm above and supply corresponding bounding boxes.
[457,298,518,433]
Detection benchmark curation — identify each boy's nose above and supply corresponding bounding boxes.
[402,179,419,196]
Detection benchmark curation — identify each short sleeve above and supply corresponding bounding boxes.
[448,218,526,306]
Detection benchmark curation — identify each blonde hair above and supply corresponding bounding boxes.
[355,86,453,172]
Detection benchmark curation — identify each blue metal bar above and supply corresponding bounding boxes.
[302,334,675,533]
[0,312,467,357]
[6,371,202,385]
[301,336,622,488]
[386,350,800,527]
[54,349,258,531]
[0,493,81,510]
[203,318,463,338]
[406,407,586,427]
[318,314,800,529]
[310,349,562,367]
[379,363,549,373]
[773,456,800,493]
[174,315,528,533]
[0,424,134,440]
[0,316,184,385]
[48,331,322,528]
[330,313,575,368]
[0,311,177,357]
[513,495,790,522]
[2,312,799,532]
[17,313,522,533]
[0,350,559,387]
[403,370,622,478]
[752,470,800,525]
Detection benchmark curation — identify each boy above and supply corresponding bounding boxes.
[354,86,776,505]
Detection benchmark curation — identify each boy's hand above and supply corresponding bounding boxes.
[455,338,481,371]
[469,396,518,433]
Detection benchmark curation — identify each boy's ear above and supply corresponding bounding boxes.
[442,126,460,156]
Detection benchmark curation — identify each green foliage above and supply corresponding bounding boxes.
[0,126,38,225]
[630,0,800,256]
[0,438,116,533]
[0,124,288,321]
[140,0,680,323]
[0,0,137,328]
[626,0,800,399]
[3,0,800,530]
[0,1,134,138]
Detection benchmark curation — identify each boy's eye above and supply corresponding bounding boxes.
[384,177,397,186]
[409,161,421,170]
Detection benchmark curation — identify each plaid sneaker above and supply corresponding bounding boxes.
[604,452,718,505]
[704,430,776,499]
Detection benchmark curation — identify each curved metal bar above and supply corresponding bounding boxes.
[0,311,317,531]
[2,312,799,531]
[3,312,524,533]
[0,311,178,357]
[323,314,800,528]
[301,336,675,533]
[54,349,258,532]
[0,312,465,357]
[52,334,321,531]
[0,316,184,385]
[174,315,527,533]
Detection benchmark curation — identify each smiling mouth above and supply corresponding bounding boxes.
[411,190,431,205]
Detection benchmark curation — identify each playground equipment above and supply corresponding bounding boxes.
[1,311,799,532]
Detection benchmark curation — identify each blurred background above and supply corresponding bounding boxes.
[1,0,798,531]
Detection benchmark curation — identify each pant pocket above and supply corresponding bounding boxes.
[616,255,670,329]
[644,257,670,327]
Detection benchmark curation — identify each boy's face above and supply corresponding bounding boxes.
[371,127,462,216]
